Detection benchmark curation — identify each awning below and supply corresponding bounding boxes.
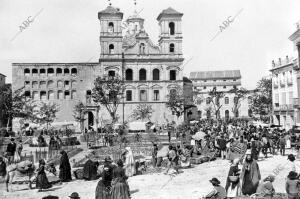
[128,122,147,131]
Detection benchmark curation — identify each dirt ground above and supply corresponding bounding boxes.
[0,151,296,199]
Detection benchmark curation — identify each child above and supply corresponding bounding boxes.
[285,171,300,199]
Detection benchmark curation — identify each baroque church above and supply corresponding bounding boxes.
[11,4,184,131]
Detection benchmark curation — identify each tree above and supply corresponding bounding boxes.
[166,88,185,118]
[92,75,125,123]
[207,87,224,120]
[250,77,272,121]
[131,104,153,121]
[36,102,60,130]
[0,85,37,129]
[229,87,249,117]
[73,101,87,133]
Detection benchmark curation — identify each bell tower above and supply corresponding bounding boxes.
[98,3,123,57]
[157,7,183,55]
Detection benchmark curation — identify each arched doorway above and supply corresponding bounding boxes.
[225,110,230,122]
[87,111,94,129]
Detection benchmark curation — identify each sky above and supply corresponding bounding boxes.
[0,0,300,89]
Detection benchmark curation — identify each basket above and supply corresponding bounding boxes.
[228,175,239,182]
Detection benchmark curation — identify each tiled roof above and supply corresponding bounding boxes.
[98,6,123,17]
[0,73,6,77]
[157,7,183,20]
[189,70,241,80]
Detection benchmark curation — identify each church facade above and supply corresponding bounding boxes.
[11,5,184,131]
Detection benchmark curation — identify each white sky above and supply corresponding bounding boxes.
[0,0,300,89]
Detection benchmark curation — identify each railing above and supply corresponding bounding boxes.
[194,80,241,87]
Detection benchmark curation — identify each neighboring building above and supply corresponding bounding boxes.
[190,70,251,120]
[0,73,6,128]
[12,5,184,131]
[270,56,298,130]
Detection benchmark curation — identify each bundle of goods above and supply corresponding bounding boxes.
[227,141,247,161]
[7,160,35,184]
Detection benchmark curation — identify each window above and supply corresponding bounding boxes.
[64,68,70,74]
[198,111,202,118]
[40,91,47,100]
[71,90,77,99]
[71,80,77,88]
[223,86,226,89]
[233,85,237,89]
[203,86,206,89]
[206,110,211,119]
[24,81,30,88]
[125,69,133,81]
[225,97,229,104]
[109,44,114,54]
[57,80,63,88]
[126,90,132,101]
[25,91,31,97]
[170,70,176,80]
[153,69,160,80]
[71,68,77,75]
[139,69,147,81]
[32,69,38,75]
[154,90,159,101]
[39,68,45,74]
[65,81,70,88]
[139,43,145,54]
[206,97,210,104]
[64,90,70,100]
[233,79,236,81]
[40,81,46,89]
[169,22,175,35]
[48,80,54,88]
[289,91,293,105]
[47,68,54,75]
[86,90,92,95]
[56,68,62,75]
[57,90,63,99]
[32,81,38,89]
[108,22,114,32]
[48,90,54,100]
[24,68,30,75]
[140,90,147,101]
[86,90,92,103]
[233,97,238,104]
[169,43,175,53]
[108,70,115,77]
[32,91,39,100]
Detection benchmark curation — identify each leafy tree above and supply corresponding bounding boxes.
[131,104,153,121]
[207,87,224,119]
[0,85,37,129]
[250,77,272,121]
[166,87,185,118]
[36,102,60,130]
[73,101,87,133]
[92,75,125,123]
[229,87,249,117]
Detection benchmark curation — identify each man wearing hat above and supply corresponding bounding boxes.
[69,192,80,199]
[204,177,226,199]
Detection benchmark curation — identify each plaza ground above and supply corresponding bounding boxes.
[0,151,295,199]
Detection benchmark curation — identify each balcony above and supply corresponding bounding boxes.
[193,80,241,87]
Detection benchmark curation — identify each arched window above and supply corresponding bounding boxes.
[170,70,176,80]
[108,70,115,77]
[140,90,147,101]
[32,81,38,89]
[64,68,69,74]
[40,91,47,100]
[24,68,30,75]
[32,68,38,75]
[86,90,92,103]
[125,69,133,81]
[57,80,63,88]
[71,68,77,75]
[56,68,62,75]
[40,81,46,89]
[71,80,77,88]
[224,97,229,104]
[126,90,132,101]
[169,22,175,35]
[109,44,114,54]
[139,69,147,81]
[65,80,70,88]
[64,90,70,100]
[169,43,175,53]
[57,90,63,99]
[153,69,160,80]
[108,22,114,32]
[48,80,54,88]
[71,90,77,99]
[139,43,145,54]
[32,91,39,100]
[48,90,54,100]
[40,68,45,74]
[47,68,54,75]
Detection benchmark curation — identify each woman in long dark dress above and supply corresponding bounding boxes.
[95,156,114,199]
[36,159,52,191]
[83,157,99,181]
[59,150,72,182]
[225,158,240,198]
[110,159,130,199]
